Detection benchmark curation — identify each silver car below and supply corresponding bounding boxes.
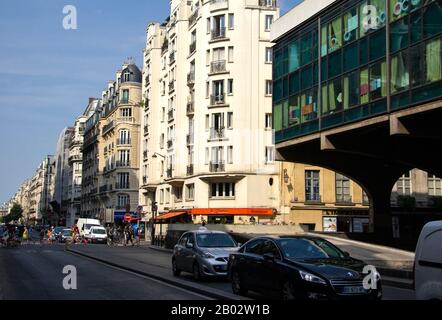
[172,228,239,280]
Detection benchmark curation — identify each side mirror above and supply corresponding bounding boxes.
[263,253,275,262]
[186,243,194,249]
[343,251,350,258]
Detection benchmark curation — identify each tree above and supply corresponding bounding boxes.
[7,203,23,223]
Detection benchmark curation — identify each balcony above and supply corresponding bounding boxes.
[102,121,115,135]
[187,165,194,176]
[188,9,199,27]
[210,161,225,173]
[259,0,277,8]
[99,185,108,193]
[210,60,226,74]
[167,139,173,149]
[117,116,135,124]
[189,41,197,55]
[120,98,129,104]
[166,167,173,179]
[169,51,176,65]
[116,161,130,168]
[187,71,195,85]
[187,100,195,115]
[186,134,194,145]
[305,195,322,204]
[168,109,174,121]
[210,127,226,140]
[210,0,229,12]
[210,94,226,106]
[115,183,130,190]
[211,27,227,41]
[335,194,353,204]
[168,81,175,93]
[116,138,131,146]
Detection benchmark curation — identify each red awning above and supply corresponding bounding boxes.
[155,211,188,221]
[190,208,275,216]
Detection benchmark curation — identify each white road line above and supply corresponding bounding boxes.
[66,250,215,300]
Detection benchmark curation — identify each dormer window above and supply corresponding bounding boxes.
[123,71,131,82]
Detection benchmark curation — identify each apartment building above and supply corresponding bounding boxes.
[99,63,142,223]
[81,98,102,218]
[279,162,370,233]
[52,127,75,225]
[66,115,86,226]
[140,0,280,224]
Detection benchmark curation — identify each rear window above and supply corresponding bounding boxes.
[421,230,442,264]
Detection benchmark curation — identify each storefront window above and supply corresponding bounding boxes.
[344,6,359,44]
[329,17,343,53]
[344,70,360,108]
[391,51,410,93]
[289,95,301,125]
[425,38,442,83]
[370,60,387,100]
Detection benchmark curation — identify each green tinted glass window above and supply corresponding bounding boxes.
[288,41,300,72]
[391,51,410,93]
[343,42,359,71]
[423,2,442,38]
[370,60,387,100]
[344,7,359,44]
[329,77,343,112]
[301,32,313,65]
[321,25,328,56]
[283,100,289,128]
[390,18,409,52]
[274,103,282,131]
[329,17,343,53]
[344,70,360,108]
[425,38,442,83]
[370,30,386,60]
[301,66,313,90]
[410,11,422,44]
[328,50,342,78]
[360,68,369,104]
[289,72,299,95]
[289,96,301,126]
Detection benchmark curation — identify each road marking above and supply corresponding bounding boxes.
[66,250,214,300]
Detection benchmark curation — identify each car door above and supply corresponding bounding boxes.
[259,240,284,293]
[182,233,197,271]
[242,239,266,291]
[175,233,188,271]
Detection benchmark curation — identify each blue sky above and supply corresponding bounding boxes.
[0,0,301,203]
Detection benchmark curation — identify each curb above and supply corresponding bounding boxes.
[65,248,242,301]
[148,245,173,254]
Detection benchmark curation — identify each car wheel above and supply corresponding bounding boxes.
[231,270,248,296]
[172,259,181,277]
[282,281,296,300]
[193,262,203,281]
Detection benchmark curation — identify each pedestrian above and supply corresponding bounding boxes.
[137,226,143,246]
[39,228,45,244]
[22,226,29,244]
[47,228,53,244]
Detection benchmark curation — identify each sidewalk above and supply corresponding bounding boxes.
[65,244,243,300]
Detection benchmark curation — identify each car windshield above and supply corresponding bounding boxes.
[85,224,98,230]
[54,227,64,233]
[195,233,236,248]
[278,238,346,260]
[92,229,106,235]
[62,230,72,236]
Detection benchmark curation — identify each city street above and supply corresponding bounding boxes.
[0,243,415,300]
[0,244,209,300]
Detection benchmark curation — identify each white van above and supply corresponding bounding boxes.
[76,218,101,238]
[85,226,108,244]
[414,221,442,300]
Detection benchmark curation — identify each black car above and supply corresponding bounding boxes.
[228,236,382,300]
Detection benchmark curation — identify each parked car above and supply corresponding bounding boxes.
[85,226,107,244]
[59,229,73,243]
[172,228,240,280]
[53,227,66,241]
[228,235,382,300]
[414,220,442,300]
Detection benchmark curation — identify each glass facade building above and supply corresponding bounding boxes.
[273,0,442,143]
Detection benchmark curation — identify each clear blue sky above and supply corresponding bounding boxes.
[0,0,301,203]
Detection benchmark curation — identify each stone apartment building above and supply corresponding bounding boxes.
[139,0,280,224]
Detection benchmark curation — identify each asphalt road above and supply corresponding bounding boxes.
[0,244,209,300]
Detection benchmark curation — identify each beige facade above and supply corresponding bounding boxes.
[279,162,370,232]
[139,0,280,224]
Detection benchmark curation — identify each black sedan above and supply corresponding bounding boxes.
[228,236,382,300]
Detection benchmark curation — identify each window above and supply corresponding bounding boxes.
[207,18,210,34]
[160,133,165,149]
[265,113,272,129]
[396,172,412,196]
[328,16,342,53]
[205,147,209,165]
[121,108,132,117]
[428,175,442,197]
[186,184,195,201]
[228,13,234,29]
[266,80,273,95]
[206,81,210,98]
[211,182,235,198]
[227,146,233,164]
[117,173,130,189]
[174,187,183,202]
[205,114,210,130]
[118,129,130,144]
[227,112,233,129]
[228,46,234,63]
[265,47,273,63]
[159,189,164,204]
[118,150,130,167]
[228,79,233,95]
[117,194,130,208]
[122,90,129,103]
[165,188,170,204]
[206,50,210,66]
[370,60,387,100]
[391,51,410,93]
[265,15,273,31]
[336,174,351,203]
[305,170,320,202]
[265,147,275,164]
